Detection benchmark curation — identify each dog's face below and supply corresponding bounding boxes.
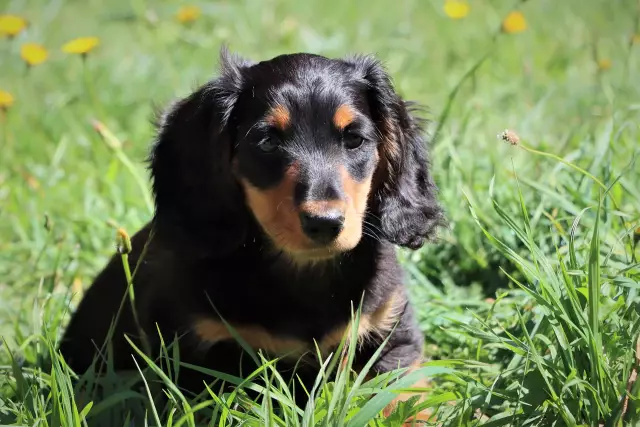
[150,49,443,260]
[231,56,382,260]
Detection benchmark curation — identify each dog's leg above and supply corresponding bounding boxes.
[368,302,436,425]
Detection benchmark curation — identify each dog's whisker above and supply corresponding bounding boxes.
[361,230,383,244]
[364,222,385,239]
[363,220,384,235]
[363,210,384,223]
[244,121,262,139]
[362,223,383,239]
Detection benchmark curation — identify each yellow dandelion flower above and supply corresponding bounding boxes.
[443,0,469,19]
[0,90,14,109]
[632,34,640,44]
[176,5,201,23]
[502,11,527,34]
[0,14,27,37]
[598,58,612,71]
[20,43,49,66]
[62,37,100,55]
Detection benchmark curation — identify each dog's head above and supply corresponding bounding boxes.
[149,48,443,261]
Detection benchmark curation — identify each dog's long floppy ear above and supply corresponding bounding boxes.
[346,55,444,250]
[149,48,253,254]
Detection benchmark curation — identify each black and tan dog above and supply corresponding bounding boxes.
[59,48,444,421]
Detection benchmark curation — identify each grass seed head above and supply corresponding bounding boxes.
[498,129,520,145]
[116,228,132,254]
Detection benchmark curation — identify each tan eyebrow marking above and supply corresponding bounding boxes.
[265,104,291,130]
[333,104,355,130]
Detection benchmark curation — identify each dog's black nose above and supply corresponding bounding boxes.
[299,210,345,244]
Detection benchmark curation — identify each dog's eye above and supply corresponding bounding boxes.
[258,137,279,153]
[343,133,364,150]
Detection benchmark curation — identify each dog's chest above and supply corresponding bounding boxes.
[191,256,376,356]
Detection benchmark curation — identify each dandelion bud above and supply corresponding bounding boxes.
[116,228,132,254]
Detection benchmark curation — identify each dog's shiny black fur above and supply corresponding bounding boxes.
[59,48,444,405]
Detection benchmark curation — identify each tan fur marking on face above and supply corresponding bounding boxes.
[240,155,377,263]
[333,104,355,129]
[241,162,311,253]
[334,165,375,251]
[193,318,307,356]
[241,162,336,264]
[265,104,291,130]
[319,288,405,352]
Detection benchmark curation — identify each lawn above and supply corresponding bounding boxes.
[1,0,639,425]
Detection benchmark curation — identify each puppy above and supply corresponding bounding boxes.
[59,48,443,422]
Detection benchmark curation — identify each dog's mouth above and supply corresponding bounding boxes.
[263,222,362,264]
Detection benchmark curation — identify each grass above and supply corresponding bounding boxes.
[1,0,639,425]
